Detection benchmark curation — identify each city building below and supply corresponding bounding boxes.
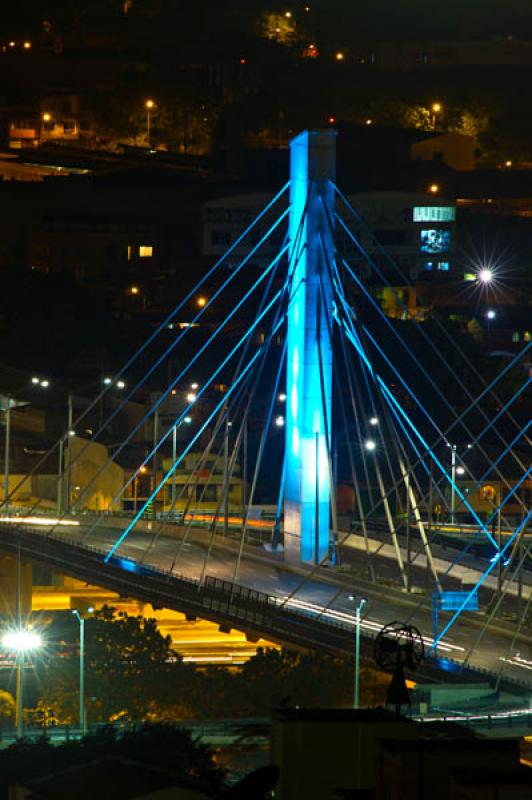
[272,707,532,800]
[411,131,478,172]
[202,190,457,281]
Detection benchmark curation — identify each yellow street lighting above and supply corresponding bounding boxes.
[365,118,373,126]
[285,11,292,18]
[129,285,140,295]
[42,112,52,122]
[196,296,207,308]
[335,51,345,61]
[145,100,156,147]
[23,41,31,49]
[431,102,442,130]
[429,183,440,194]
[505,159,513,168]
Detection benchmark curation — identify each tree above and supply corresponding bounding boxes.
[38,608,200,724]
[0,690,15,729]
[0,724,225,795]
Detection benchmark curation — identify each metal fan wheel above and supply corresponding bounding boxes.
[374,621,425,671]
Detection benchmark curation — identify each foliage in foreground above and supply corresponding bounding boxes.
[34,608,387,724]
[0,724,224,797]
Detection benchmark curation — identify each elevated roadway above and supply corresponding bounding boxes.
[0,517,530,691]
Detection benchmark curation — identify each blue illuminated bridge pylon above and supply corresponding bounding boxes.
[1,129,530,671]
[284,130,336,564]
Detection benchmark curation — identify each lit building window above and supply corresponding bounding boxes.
[139,245,153,258]
[437,261,450,271]
[512,331,520,343]
[524,331,531,342]
[420,229,451,253]
[480,485,496,502]
[127,245,133,260]
[423,261,434,271]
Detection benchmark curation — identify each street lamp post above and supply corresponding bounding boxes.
[450,443,457,523]
[170,416,192,513]
[2,629,42,738]
[72,608,93,735]
[2,380,48,514]
[348,595,367,709]
[145,99,155,148]
[431,102,442,130]
[2,398,12,514]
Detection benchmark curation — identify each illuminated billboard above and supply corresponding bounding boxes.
[413,206,455,222]
[420,229,450,253]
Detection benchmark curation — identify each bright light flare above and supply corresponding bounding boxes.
[478,268,493,284]
[2,629,42,652]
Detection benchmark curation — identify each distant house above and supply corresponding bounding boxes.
[411,132,478,171]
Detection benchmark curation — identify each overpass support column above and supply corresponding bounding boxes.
[284,130,336,564]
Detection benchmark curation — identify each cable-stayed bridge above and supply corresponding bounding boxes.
[1,131,531,690]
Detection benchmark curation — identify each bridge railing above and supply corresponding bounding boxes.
[0,524,529,690]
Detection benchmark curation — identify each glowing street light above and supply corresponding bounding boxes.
[186,392,197,404]
[190,382,199,390]
[116,380,126,390]
[486,309,496,320]
[72,608,94,734]
[335,51,345,61]
[347,595,367,709]
[275,415,285,427]
[369,416,379,426]
[428,183,440,194]
[145,99,156,147]
[364,439,377,451]
[478,268,493,284]
[278,393,287,402]
[2,628,43,738]
[196,296,207,308]
[431,102,442,129]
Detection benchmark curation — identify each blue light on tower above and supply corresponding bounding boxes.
[284,130,336,564]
